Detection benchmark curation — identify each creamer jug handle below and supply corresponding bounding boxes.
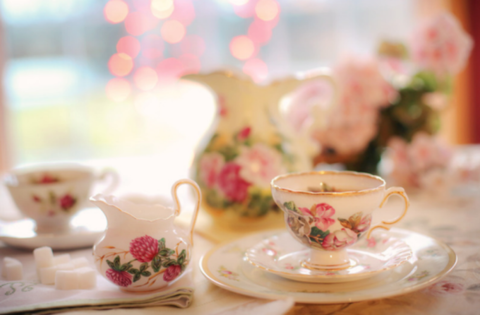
[171,179,202,246]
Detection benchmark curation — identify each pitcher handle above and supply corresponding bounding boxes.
[171,179,202,246]
[96,168,120,195]
[366,187,410,239]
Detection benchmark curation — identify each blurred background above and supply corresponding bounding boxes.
[0,0,478,182]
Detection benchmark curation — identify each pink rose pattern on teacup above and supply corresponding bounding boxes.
[411,13,473,76]
[31,191,77,215]
[283,201,372,250]
[196,126,290,217]
[98,235,188,288]
[30,173,60,184]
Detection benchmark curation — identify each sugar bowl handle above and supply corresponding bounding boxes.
[171,179,202,246]
[366,187,410,239]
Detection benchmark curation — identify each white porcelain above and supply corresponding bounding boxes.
[271,171,410,270]
[0,208,106,250]
[91,179,201,292]
[200,228,456,303]
[245,231,412,283]
[4,164,118,234]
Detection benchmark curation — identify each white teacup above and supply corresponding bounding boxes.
[271,171,409,270]
[4,164,119,233]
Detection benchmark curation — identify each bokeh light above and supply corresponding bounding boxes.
[248,19,272,45]
[179,54,201,74]
[233,0,256,18]
[108,53,134,77]
[228,0,249,5]
[116,36,141,58]
[104,0,129,24]
[161,20,186,44]
[230,36,255,60]
[180,35,206,56]
[151,0,173,12]
[106,78,131,102]
[156,58,185,82]
[255,0,279,21]
[243,58,268,82]
[170,0,195,26]
[125,12,158,36]
[151,4,174,19]
[141,34,164,59]
[134,66,159,91]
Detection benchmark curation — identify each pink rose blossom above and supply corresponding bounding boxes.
[311,57,396,156]
[387,133,453,188]
[129,235,159,263]
[199,152,225,188]
[217,162,251,202]
[299,203,335,231]
[236,143,285,187]
[428,280,464,295]
[59,194,76,210]
[322,228,358,251]
[411,13,473,76]
[237,127,251,141]
[106,269,132,287]
[163,264,182,282]
[356,213,372,233]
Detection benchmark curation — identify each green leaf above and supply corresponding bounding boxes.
[139,263,148,272]
[133,273,141,283]
[106,260,115,269]
[159,249,169,256]
[169,249,175,256]
[151,256,162,273]
[141,271,151,277]
[158,238,166,251]
[309,227,330,244]
[162,259,176,268]
[178,249,186,260]
[113,256,121,269]
[119,263,132,272]
[128,268,139,275]
[283,201,298,213]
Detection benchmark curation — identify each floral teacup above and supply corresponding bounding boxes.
[271,171,409,270]
[4,164,118,233]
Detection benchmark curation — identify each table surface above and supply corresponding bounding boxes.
[1,155,480,315]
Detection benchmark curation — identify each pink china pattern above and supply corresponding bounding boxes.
[245,231,412,283]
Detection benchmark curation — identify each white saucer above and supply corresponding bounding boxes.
[245,232,412,283]
[200,228,456,304]
[0,208,106,250]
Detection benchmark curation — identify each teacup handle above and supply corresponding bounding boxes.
[96,169,120,195]
[366,187,410,239]
[171,179,201,246]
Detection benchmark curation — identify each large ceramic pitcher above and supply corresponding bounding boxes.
[183,70,335,227]
[90,179,200,291]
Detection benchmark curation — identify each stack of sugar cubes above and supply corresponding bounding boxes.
[34,246,96,290]
[2,257,23,281]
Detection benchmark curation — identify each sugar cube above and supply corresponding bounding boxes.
[55,270,79,290]
[39,266,57,285]
[76,267,97,289]
[71,257,89,269]
[33,247,54,269]
[5,260,23,281]
[56,263,75,271]
[53,254,71,265]
[2,257,17,278]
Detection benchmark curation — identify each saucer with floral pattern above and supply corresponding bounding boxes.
[245,231,412,283]
[200,228,456,304]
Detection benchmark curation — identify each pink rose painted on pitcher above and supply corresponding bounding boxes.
[199,153,225,188]
[236,143,285,187]
[106,269,132,287]
[411,13,473,76]
[129,235,159,263]
[164,265,182,282]
[217,162,251,203]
